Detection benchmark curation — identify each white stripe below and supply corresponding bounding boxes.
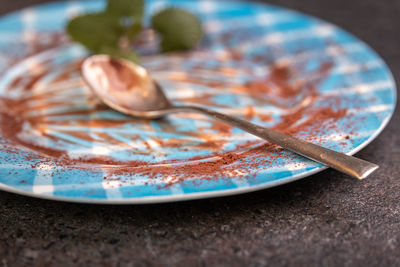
[212,106,298,115]
[204,20,223,34]
[145,139,167,160]
[304,60,383,82]
[333,60,383,75]
[92,145,111,155]
[0,32,21,39]
[291,60,385,87]
[322,130,376,142]
[322,80,394,96]
[106,132,152,149]
[347,104,392,114]
[169,185,184,195]
[146,139,160,149]
[21,8,35,29]
[277,43,364,65]
[255,12,280,26]
[231,179,250,188]
[66,1,83,18]
[199,1,218,13]
[32,163,55,194]
[314,24,335,37]
[205,11,296,34]
[0,163,59,169]
[285,162,308,171]
[237,24,335,51]
[101,179,123,199]
[164,176,184,194]
[148,1,167,15]
[21,8,36,44]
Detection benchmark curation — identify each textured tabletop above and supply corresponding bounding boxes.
[0,0,399,266]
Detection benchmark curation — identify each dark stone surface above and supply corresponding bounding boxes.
[0,0,399,266]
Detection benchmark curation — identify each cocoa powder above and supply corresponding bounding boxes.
[0,32,361,188]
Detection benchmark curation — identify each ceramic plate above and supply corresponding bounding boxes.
[0,0,396,203]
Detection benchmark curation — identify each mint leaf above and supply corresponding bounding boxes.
[106,0,144,18]
[66,12,123,52]
[98,45,140,63]
[127,20,143,40]
[106,0,144,43]
[66,1,203,63]
[151,8,203,52]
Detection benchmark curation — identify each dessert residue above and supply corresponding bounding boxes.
[0,32,367,188]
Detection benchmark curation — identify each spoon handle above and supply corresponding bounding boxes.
[174,105,378,179]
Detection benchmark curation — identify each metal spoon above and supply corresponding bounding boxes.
[81,55,378,179]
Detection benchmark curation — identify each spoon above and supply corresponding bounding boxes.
[81,55,379,179]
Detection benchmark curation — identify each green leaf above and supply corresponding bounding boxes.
[106,0,144,43]
[106,0,145,18]
[66,12,124,52]
[151,8,203,52]
[98,45,140,63]
[127,20,143,40]
[66,1,203,64]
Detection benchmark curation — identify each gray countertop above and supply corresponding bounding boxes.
[0,0,399,266]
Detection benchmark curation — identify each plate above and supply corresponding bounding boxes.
[0,0,396,204]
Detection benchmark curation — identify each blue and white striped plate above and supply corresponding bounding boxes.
[0,0,396,204]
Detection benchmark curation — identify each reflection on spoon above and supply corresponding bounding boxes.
[82,55,378,179]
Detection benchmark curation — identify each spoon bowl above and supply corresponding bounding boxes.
[82,55,172,119]
[81,55,379,179]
